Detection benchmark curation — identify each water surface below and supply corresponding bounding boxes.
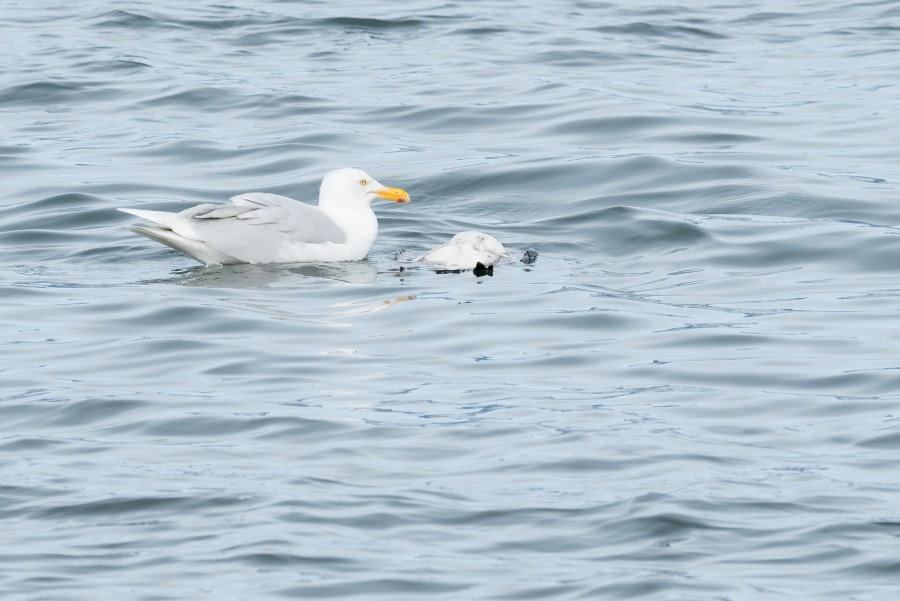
[2,1,899,599]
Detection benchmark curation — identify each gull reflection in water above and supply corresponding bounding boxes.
[171,261,380,289]
[161,261,415,325]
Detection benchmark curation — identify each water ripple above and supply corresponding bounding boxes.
[2,1,900,600]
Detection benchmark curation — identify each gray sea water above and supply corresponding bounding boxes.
[3,1,900,599]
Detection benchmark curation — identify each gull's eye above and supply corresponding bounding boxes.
[359,179,368,186]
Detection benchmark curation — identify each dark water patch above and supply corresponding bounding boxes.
[590,22,729,41]
[602,510,728,546]
[73,59,153,74]
[514,452,741,475]
[0,437,70,452]
[573,1,617,9]
[596,155,770,205]
[319,16,437,30]
[2,204,119,233]
[229,551,360,568]
[411,160,637,220]
[836,558,900,578]
[652,131,766,146]
[529,48,624,67]
[0,81,117,108]
[730,11,797,25]
[92,10,175,31]
[107,336,214,363]
[542,114,676,140]
[2,192,105,218]
[36,398,147,428]
[250,417,362,442]
[0,144,32,158]
[280,507,416,530]
[33,495,242,520]
[232,93,331,120]
[680,187,893,222]
[0,228,91,247]
[657,43,721,56]
[70,240,150,263]
[90,8,292,36]
[855,430,900,450]
[530,205,712,257]
[139,414,282,438]
[106,303,236,333]
[232,29,311,47]
[582,577,719,600]
[451,26,507,36]
[832,24,900,38]
[279,578,471,598]
[0,485,72,522]
[488,583,580,600]
[135,87,250,112]
[226,13,445,47]
[698,217,900,274]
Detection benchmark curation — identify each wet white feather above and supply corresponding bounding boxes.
[415,231,512,270]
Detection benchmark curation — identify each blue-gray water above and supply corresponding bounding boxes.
[2,1,899,599]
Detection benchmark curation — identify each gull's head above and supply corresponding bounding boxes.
[319,168,410,210]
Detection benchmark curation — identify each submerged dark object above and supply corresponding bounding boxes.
[520,249,539,264]
[472,262,494,277]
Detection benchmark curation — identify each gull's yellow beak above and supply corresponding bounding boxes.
[375,186,410,204]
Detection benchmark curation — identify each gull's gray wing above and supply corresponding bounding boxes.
[168,194,346,263]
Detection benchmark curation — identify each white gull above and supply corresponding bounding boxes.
[118,168,409,265]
